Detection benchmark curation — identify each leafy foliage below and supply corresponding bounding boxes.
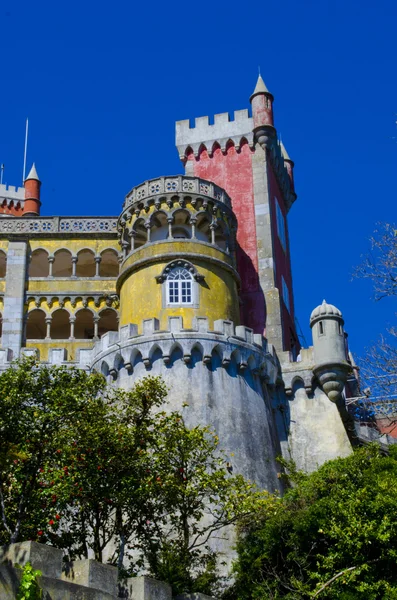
[229,445,397,599]
[0,359,267,596]
[16,562,42,600]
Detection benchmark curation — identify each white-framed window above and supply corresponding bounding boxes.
[166,267,194,306]
[275,197,287,251]
[282,276,290,313]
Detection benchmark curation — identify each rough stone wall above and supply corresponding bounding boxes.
[2,240,28,358]
[0,541,205,600]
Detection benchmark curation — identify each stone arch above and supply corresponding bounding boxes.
[171,209,191,239]
[209,345,223,372]
[149,343,163,362]
[98,308,118,337]
[211,141,221,156]
[99,249,119,277]
[50,309,70,339]
[29,248,49,277]
[101,360,110,377]
[132,218,147,248]
[74,308,95,339]
[150,211,169,242]
[190,342,204,368]
[0,250,7,279]
[225,139,236,154]
[196,212,211,243]
[214,219,229,251]
[53,249,72,277]
[26,309,46,340]
[198,143,208,158]
[76,248,96,277]
[113,352,124,372]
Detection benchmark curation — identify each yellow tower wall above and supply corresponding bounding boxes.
[118,241,240,332]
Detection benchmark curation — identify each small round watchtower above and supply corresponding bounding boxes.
[310,300,350,403]
[117,176,239,331]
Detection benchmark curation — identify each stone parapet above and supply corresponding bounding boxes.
[0,216,118,238]
[122,175,232,212]
[0,541,214,600]
[85,317,279,385]
[176,110,254,158]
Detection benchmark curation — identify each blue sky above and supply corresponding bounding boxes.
[1,0,396,358]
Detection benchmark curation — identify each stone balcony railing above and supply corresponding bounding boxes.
[0,216,118,237]
[123,176,232,210]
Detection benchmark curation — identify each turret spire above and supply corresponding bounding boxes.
[25,163,40,182]
[251,74,272,99]
[23,163,41,216]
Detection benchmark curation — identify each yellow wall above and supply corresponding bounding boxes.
[25,340,93,362]
[118,241,240,331]
[28,238,120,255]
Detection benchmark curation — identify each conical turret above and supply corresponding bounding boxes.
[24,163,41,216]
[250,75,276,148]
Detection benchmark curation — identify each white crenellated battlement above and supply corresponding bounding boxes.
[77,316,280,384]
[176,109,254,158]
[0,318,279,386]
[0,183,25,206]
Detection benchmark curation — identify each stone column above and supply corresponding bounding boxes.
[145,223,151,243]
[210,223,217,245]
[2,240,28,358]
[190,217,197,239]
[69,316,75,340]
[71,256,77,278]
[45,317,52,340]
[48,256,54,278]
[94,256,101,278]
[93,316,99,340]
[167,218,173,239]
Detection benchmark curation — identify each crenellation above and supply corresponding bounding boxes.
[176,109,253,158]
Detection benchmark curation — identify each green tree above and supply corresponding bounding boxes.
[229,445,397,599]
[126,411,267,595]
[0,357,105,544]
[0,359,267,596]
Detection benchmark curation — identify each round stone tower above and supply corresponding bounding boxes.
[88,175,283,494]
[310,300,351,403]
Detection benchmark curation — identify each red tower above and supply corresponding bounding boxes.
[23,163,41,216]
[176,76,299,354]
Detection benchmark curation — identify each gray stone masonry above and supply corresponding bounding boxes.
[2,240,28,358]
[0,541,215,600]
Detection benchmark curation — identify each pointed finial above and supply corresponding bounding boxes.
[25,163,40,182]
[280,141,291,161]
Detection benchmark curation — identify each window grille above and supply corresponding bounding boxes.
[166,268,193,305]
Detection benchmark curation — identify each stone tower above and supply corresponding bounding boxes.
[176,76,298,356]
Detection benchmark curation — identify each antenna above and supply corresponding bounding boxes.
[22,118,29,183]
[0,164,4,185]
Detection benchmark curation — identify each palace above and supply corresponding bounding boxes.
[0,77,360,488]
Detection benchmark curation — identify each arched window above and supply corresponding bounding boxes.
[26,309,46,340]
[0,251,7,278]
[98,308,118,337]
[74,309,94,339]
[50,309,70,339]
[76,249,95,277]
[29,249,49,277]
[53,250,72,277]
[166,268,194,306]
[99,249,119,277]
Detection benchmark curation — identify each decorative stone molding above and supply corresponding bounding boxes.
[82,316,279,385]
[26,293,119,311]
[0,216,118,237]
[155,260,205,283]
[122,176,232,212]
